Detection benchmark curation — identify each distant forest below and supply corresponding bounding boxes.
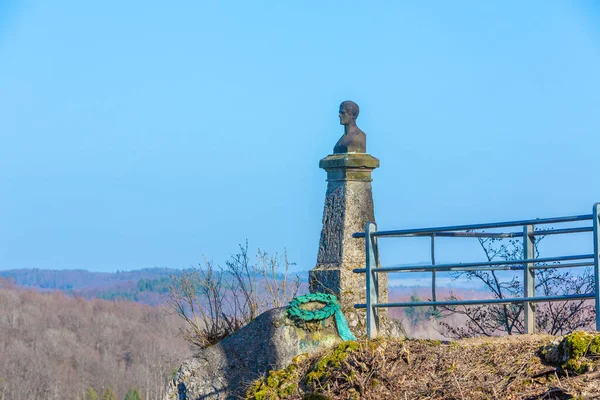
[0,279,191,400]
[0,268,309,307]
[0,268,180,306]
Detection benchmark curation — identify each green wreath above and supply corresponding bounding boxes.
[287,292,356,341]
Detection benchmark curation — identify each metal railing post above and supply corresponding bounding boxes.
[431,234,437,309]
[523,224,535,333]
[365,222,379,339]
[593,203,600,331]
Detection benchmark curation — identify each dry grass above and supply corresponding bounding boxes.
[249,335,600,400]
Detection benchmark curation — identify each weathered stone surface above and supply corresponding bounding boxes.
[319,153,380,183]
[319,153,380,170]
[310,152,388,337]
[314,178,376,265]
[163,308,342,400]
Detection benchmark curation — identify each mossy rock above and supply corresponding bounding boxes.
[305,341,359,385]
[247,354,310,400]
[246,341,360,399]
[540,331,600,374]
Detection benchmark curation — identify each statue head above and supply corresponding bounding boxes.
[334,100,365,153]
[339,101,359,126]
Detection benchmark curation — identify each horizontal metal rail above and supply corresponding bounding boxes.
[353,254,593,274]
[352,214,592,238]
[530,261,594,270]
[354,293,595,309]
[382,231,522,238]
[355,226,593,239]
[535,227,593,236]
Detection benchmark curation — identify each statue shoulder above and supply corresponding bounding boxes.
[333,130,366,154]
[347,129,366,153]
[333,134,349,154]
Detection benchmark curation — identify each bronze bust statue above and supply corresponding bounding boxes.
[333,100,366,154]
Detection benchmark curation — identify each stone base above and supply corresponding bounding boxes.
[319,153,380,182]
[309,265,388,337]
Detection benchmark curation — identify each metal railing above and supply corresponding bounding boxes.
[352,203,600,339]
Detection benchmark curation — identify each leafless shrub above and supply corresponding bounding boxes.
[167,241,301,348]
[167,260,232,348]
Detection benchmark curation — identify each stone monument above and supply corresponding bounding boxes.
[309,101,388,335]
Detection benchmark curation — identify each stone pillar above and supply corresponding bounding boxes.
[309,153,388,335]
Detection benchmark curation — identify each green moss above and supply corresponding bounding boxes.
[305,341,359,385]
[555,331,600,374]
[365,337,386,350]
[563,358,591,374]
[565,331,593,359]
[589,336,600,355]
[246,354,310,399]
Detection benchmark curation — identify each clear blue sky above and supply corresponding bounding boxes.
[1,1,600,273]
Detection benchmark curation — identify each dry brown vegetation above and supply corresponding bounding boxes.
[0,280,191,400]
[248,335,600,399]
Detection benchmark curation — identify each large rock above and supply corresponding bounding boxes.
[163,307,343,400]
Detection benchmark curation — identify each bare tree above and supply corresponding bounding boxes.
[255,248,299,309]
[167,242,301,348]
[535,266,594,335]
[440,231,595,338]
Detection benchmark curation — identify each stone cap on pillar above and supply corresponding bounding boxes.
[319,153,380,182]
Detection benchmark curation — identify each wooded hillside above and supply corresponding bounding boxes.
[0,280,191,400]
[0,268,176,305]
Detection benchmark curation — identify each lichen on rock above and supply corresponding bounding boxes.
[540,330,600,374]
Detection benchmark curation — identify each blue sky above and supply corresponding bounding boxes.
[1,1,600,273]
